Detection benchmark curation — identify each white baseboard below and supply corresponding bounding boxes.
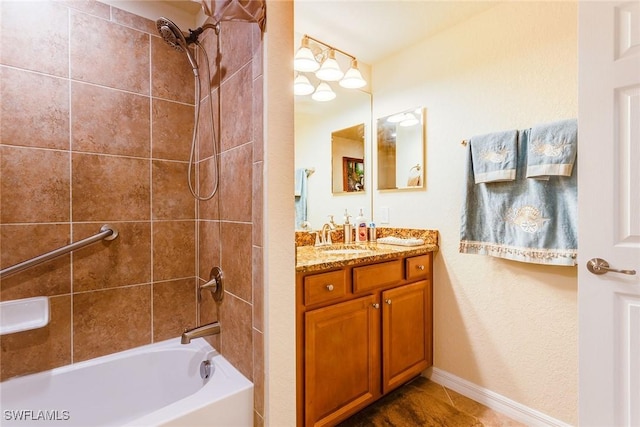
[427,368,573,427]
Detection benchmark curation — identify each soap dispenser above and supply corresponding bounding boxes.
[355,208,368,243]
[343,209,352,244]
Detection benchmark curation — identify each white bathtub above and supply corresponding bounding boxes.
[0,338,253,426]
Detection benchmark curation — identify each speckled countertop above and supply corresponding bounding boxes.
[296,228,439,273]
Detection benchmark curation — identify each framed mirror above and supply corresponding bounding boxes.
[376,107,425,190]
[332,124,365,193]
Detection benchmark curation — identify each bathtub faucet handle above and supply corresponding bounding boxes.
[199,267,224,303]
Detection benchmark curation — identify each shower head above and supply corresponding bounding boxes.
[156,17,199,75]
[156,17,188,52]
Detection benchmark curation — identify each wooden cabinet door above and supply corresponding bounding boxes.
[381,280,432,393]
[304,294,381,427]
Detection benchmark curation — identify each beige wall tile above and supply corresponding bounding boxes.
[0,224,71,300]
[152,99,194,161]
[72,153,150,222]
[72,222,152,292]
[73,285,151,362]
[220,143,252,222]
[70,11,150,94]
[153,278,197,341]
[1,68,70,150]
[151,36,195,104]
[0,295,72,381]
[71,82,150,157]
[152,160,195,220]
[220,222,252,302]
[220,64,253,151]
[152,220,196,281]
[1,146,70,223]
[0,1,69,77]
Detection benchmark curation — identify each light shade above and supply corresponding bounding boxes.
[294,74,314,95]
[315,50,344,81]
[294,38,319,72]
[399,114,419,127]
[311,82,336,102]
[339,60,366,89]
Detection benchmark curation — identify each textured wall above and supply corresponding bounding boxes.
[372,2,578,424]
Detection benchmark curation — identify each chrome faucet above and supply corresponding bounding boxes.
[181,321,221,344]
[315,222,336,246]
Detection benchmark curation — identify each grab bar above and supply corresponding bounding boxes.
[0,224,118,279]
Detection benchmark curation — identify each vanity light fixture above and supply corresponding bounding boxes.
[294,35,367,101]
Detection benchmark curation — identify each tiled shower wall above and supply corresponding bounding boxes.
[0,0,264,422]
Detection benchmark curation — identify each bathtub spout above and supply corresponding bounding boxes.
[181,322,221,344]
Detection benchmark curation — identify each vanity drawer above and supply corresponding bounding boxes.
[353,259,403,293]
[304,270,348,306]
[406,254,431,280]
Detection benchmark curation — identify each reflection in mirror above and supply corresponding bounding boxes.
[295,86,371,230]
[332,124,365,193]
[377,107,425,190]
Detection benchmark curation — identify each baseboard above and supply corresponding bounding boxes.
[427,368,572,427]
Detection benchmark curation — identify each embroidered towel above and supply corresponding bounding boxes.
[469,130,518,184]
[460,128,577,266]
[526,118,577,178]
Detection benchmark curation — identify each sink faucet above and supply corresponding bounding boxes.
[314,222,337,246]
[181,321,221,344]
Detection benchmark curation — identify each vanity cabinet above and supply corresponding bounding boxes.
[297,252,433,427]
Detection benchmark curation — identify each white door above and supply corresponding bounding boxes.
[579,2,640,426]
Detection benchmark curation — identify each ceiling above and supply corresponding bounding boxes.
[165,1,498,66]
[294,1,498,65]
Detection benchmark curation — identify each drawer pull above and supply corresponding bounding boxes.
[416,265,425,271]
[326,284,334,291]
[372,303,380,309]
[385,299,392,305]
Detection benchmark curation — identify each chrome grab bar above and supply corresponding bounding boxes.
[0,224,118,279]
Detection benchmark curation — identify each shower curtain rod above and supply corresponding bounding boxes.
[0,225,118,279]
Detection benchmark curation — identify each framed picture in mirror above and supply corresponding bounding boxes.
[343,157,364,192]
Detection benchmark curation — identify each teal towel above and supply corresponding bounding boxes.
[295,168,308,229]
[460,128,577,266]
[526,119,577,178]
[469,129,518,184]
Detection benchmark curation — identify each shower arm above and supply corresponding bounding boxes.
[185,23,220,44]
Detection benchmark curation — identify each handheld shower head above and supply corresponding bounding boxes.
[156,17,199,75]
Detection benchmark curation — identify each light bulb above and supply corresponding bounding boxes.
[315,50,344,81]
[339,59,366,89]
[294,38,319,72]
[311,82,336,102]
[294,74,314,96]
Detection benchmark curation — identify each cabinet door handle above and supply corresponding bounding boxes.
[372,303,380,309]
[416,265,425,271]
[326,284,334,291]
[385,299,392,305]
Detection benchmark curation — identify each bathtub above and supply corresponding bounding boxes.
[0,338,253,426]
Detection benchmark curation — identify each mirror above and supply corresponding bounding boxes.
[332,124,365,193]
[295,84,371,230]
[377,107,425,190]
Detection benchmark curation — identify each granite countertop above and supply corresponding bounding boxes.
[296,242,438,273]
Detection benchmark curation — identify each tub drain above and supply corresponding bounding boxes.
[200,360,212,379]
